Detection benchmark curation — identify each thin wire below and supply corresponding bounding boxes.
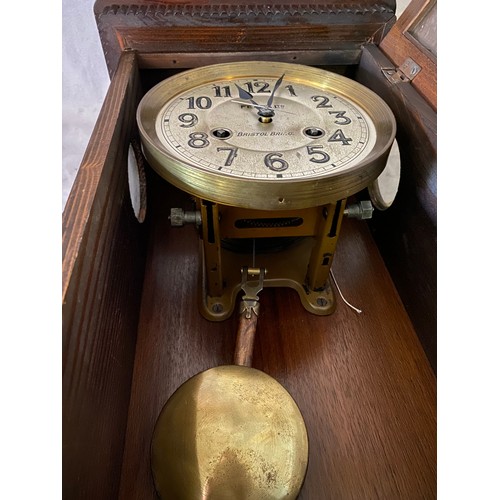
[252,238,256,268]
[330,269,362,314]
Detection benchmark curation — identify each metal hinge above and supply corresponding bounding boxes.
[382,57,422,84]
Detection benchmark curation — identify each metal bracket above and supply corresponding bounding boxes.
[382,57,421,84]
[239,267,266,319]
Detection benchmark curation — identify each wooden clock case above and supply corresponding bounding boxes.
[62,1,437,498]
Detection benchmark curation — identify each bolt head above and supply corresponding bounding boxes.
[170,207,185,226]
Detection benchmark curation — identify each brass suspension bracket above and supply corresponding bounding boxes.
[239,267,266,319]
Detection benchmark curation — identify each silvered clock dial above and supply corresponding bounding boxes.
[137,61,396,210]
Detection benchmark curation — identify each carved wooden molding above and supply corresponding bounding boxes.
[97,3,394,18]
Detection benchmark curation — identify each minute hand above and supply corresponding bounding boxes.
[266,74,285,108]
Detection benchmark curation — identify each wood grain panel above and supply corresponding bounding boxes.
[119,176,436,499]
[356,44,436,370]
[117,24,387,53]
[62,51,148,500]
[135,50,362,69]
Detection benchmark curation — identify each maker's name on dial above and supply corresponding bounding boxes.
[236,131,294,137]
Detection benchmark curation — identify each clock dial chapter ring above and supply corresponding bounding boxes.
[137,61,396,210]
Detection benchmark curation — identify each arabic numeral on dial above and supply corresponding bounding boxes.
[178,113,198,128]
[242,81,271,94]
[255,81,270,93]
[186,96,212,109]
[311,95,333,108]
[213,85,232,98]
[306,145,330,163]
[217,147,238,166]
[328,129,352,145]
[264,152,289,172]
[285,84,297,97]
[328,110,351,125]
[188,132,210,148]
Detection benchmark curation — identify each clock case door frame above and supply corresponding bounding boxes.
[357,0,437,371]
[63,1,436,499]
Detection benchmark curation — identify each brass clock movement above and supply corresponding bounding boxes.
[137,61,396,321]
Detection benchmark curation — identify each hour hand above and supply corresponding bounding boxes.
[234,83,277,119]
[235,84,260,108]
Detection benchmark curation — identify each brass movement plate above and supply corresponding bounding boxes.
[199,237,337,321]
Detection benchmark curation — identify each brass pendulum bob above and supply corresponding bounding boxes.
[151,267,309,499]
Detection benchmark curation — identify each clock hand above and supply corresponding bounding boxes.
[235,84,261,108]
[234,83,275,119]
[266,73,285,108]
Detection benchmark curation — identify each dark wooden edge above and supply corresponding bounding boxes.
[63,50,137,296]
[93,0,396,76]
[62,51,148,499]
[380,0,436,109]
[356,43,436,370]
[135,50,364,70]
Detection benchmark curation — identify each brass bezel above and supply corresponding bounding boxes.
[137,61,396,210]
